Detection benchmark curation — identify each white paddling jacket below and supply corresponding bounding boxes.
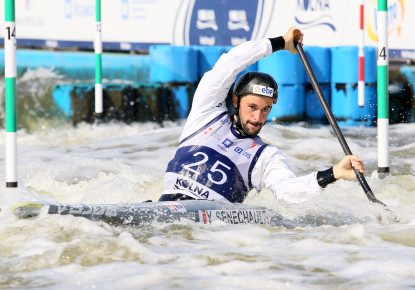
[162,38,323,203]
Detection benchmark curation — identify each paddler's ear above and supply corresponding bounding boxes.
[232,94,238,108]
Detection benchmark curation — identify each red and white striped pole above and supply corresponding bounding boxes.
[358,0,365,107]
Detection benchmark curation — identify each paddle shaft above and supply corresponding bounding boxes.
[293,31,386,206]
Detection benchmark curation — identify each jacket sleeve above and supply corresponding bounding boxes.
[251,146,323,203]
[180,38,273,141]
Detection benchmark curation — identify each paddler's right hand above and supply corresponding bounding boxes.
[333,155,366,180]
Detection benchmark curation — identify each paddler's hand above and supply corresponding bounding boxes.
[333,155,365,180]
[283,27,303,54]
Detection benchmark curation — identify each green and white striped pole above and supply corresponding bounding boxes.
[377,0,389,174]
[94,0,103,118]
[4,0,18,188]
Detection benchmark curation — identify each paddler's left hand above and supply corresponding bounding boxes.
[333,155,365,180]
[283,27,303,54]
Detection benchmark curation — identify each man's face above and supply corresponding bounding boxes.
[233,94,273,136]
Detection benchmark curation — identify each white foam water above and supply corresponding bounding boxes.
[1,120,414,289]
[1,68,415,289]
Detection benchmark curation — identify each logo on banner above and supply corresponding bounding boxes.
[366,0,405,41]
[173,0,275,46]
[121,0,129,20]
[196,9,219,31]
[24,0,34,11]
[64,0,94,19]
[228,10,250,31]
[294,0,336,31]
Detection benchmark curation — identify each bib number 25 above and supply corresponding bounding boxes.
[182,152,230,185]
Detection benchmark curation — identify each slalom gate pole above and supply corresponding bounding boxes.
[4,0,18,188]
[377,0,389,174]
[358,0,365,107]
[293,29,386,206]
[94,0,103,118]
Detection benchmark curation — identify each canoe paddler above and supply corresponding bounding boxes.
[159,27,365,203]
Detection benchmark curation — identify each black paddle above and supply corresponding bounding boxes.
[293,29,386,206]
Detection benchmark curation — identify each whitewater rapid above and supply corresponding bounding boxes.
[1,68,415,289]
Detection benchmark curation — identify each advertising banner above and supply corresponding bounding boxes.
[0,0,413,59]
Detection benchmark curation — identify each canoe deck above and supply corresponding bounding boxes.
[12,200,296,228]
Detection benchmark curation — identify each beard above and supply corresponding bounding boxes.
[240,119,266,136]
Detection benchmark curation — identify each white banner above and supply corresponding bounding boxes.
[0,0,413,58]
